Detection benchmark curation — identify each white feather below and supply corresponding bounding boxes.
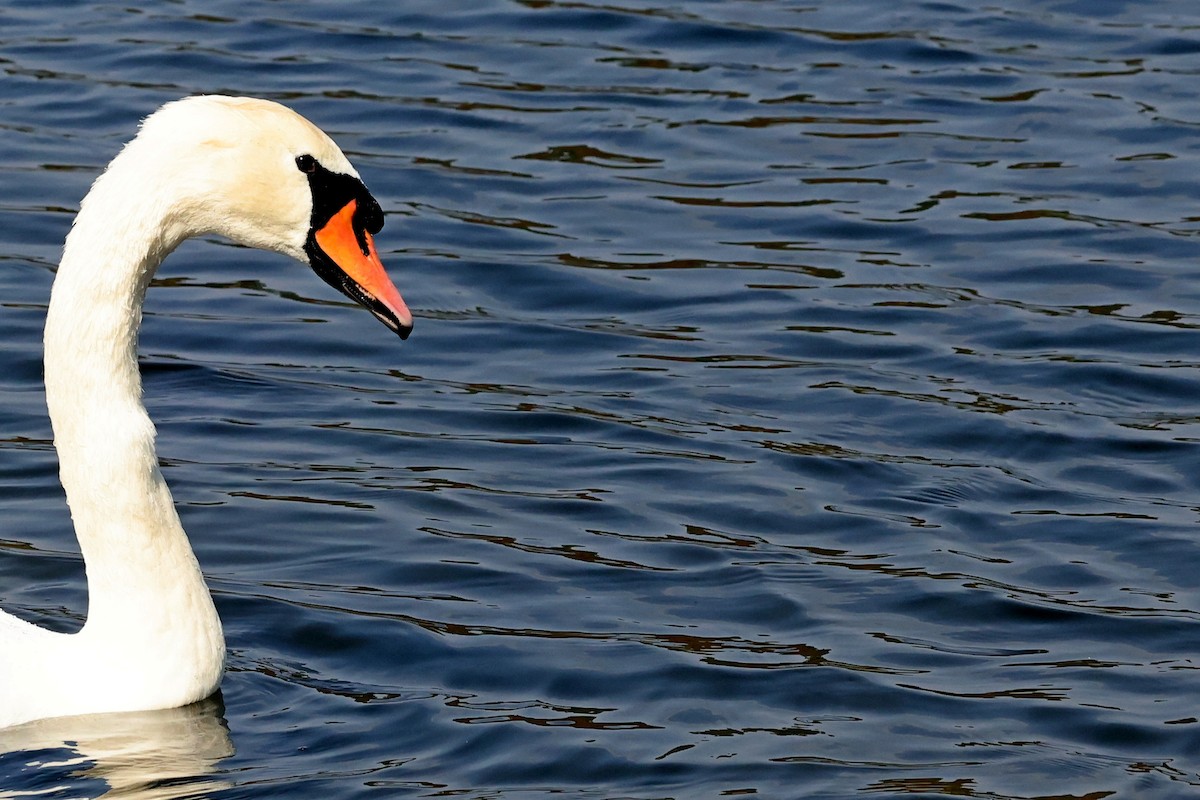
[0,96,367,728]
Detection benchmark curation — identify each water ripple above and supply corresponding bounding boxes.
[6,1,1200,798]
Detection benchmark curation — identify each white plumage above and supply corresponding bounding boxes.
[0,96,410,728]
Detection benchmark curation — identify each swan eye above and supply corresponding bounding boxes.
[295,154,318,174]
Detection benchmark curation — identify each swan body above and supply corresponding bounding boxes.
[0,96,411,728]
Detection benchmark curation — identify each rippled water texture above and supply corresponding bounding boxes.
[4,1,1200,797]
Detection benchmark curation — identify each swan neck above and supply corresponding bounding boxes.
[47,160,182,408]
[43,155,222,681]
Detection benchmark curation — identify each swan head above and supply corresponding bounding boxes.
[127,95,412,338]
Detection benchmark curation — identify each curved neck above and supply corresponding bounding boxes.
[44,157,222,670]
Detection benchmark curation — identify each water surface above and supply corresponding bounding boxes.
[3,1,1200,797]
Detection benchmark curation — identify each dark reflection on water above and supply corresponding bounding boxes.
[4,0,1200,797]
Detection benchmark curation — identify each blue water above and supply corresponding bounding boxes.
[3,1,1200,797]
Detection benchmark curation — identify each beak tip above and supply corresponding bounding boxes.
[377,308,413,340]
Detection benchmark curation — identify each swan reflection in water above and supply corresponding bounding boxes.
[0,694,232,798]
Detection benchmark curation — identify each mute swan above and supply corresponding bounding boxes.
[0,95,412,728]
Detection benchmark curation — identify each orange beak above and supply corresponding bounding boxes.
[312,199,413,339]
